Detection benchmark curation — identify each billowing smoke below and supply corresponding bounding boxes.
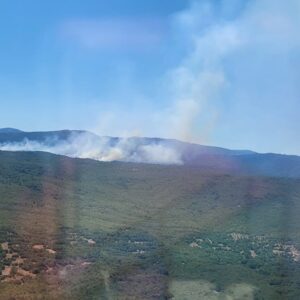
[165,1,241,143]
[0,132,182,165]
[161,0,300,148]
[87,0,300,154]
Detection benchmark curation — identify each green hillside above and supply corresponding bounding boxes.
[0,151,300,299]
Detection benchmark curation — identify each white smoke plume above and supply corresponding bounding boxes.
[164,0,300,148]
[165,1,241,143]
[89,0,300,155]
[0,132,182,165]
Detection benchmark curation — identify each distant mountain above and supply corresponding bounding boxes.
[0,128,23,133]
[0,128,299,178]
[0,129,87,144]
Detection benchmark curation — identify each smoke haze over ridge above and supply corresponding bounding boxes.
[0,131,183,164]
[1,129,300,178]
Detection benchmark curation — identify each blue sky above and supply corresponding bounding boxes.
[0,0,299,155]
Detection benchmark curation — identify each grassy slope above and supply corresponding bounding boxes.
[0,151,299,299]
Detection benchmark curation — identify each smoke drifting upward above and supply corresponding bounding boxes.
[0,132,182,165]
[162,0,300,151]
[92,0,242,144]
[90,0,300,155]
[165,1,241,143]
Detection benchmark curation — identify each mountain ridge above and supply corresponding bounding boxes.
[0,127,24,133]
[0,128,263,155]
[0,128,299,178]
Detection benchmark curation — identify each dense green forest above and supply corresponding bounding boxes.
[0,151,300,299]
